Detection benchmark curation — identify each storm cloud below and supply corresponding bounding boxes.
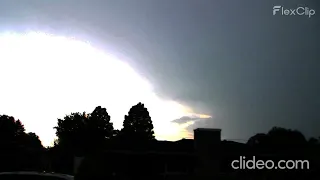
[172,115,212,124]
[0,0,319,142]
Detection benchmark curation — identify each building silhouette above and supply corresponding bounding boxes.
[72,128,320,180]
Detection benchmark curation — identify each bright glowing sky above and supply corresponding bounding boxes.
[0,31,211,146]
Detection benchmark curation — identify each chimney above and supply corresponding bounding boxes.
[194,128,221,179]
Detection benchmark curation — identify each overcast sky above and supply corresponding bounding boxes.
[0,0,319,145]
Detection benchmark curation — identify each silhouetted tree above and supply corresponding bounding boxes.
[120,102,155,143]
[87,106,114,141]
[54,106,114,154]
[0,115,25,145]
[22,132,44,149]
[248,127,307,146]
[308,137,319,145]
[0,115,44,171]
[0,115,42,148]
[55,112,87,151]
[247,127,308,154]
[267,127,306,147]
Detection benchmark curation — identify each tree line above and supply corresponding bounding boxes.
[1,101,320,153]
[54,102,156,154]
[0,115,43,150]
[0,102,155,152]
[0,102,156,172]
[1,101,320,174]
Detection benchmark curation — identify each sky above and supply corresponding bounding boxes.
[0,0,319,146]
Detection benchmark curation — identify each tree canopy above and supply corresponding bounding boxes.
[88,106,114,141]
[54,106,114,153]
[267,126,306,146]
[0,115,25,144]
[0,114,44,171]
[120,102,155,142]
[0,114,43,149]
[247,126,308,151]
